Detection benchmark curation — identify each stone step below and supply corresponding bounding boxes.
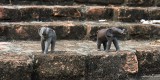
[0,0,159,7]
[0,21,159,40]
[0,6,159,22]
[0,40,159,80]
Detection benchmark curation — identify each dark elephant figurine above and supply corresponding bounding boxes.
[38,27,56,54]
[97,27,125,52]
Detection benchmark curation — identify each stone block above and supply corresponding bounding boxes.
[150,25,160,39]
[4,22,86,40]
[0,6,83,22]
[1,21,160,40]
[75,0,124,5]
[3,6,155,22]
[0,0,10,4]
[0,26,9,41]
[33,52,86,80]
[1,8,21,22]
[0,54,33,80]
[107,0,124,5]
[0,0,125,5]
[126,0,155,7]
[127,24,160,39]
[20,8,51,21]
[86,51,138,80]
[0,6,156,22]
[85,7,114,20]
[0,8,4,19]
[126,24,152,39]
[156,0,160,6]
[148,8,160,20]
[75,0,108,5]
[136,47,160,74]
[52,7,82,20]
[7,25,33,40]
[0,0,74,5]
[117,7,149,22]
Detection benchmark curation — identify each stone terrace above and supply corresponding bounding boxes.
[0,0,160,80]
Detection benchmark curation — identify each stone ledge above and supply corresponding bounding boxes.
[0,21,160,40]
[86,51,138,80]
[0,53,32,80]
[33,51,86,80]
[0,51,138,80]
[136,47,160,74]
[0,39,159,80]
[0,0,159,7]
[0,6,159,22]
[0,46,159,80]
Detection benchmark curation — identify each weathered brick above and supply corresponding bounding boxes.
[0,54,32,80]
[0,0,74,5]
[127,24,160,39]
[0,0,10,4]
[7,25,33,40]
[1,8,21,21]
[4,22,86,40]
[52,7,82,20]
[156,0,160,6]
[0,0,157,6]
[1,6,160,22]
[148,8,160,20]
[85,7,114,20]
[126,25,152,39]
[126,0,155,7]
[20,7,54,21]
[20,7,82,21]
[75,0,124,5]
[136,47,160,74]
[0,8,4,19]
[19,6,112,21]
[150,25,160,39]
[86,51,138,80]
[0,6,83,22]
[117,7,149,22]
[0,22,160,40]
[0,26,8,41]
[34,52,86,80]
[75,0,108,5]
[107,0,124,5]
[0,0,125,5]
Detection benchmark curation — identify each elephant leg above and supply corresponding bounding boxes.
[41,39,45,53]
[44,38,52,54]
[97,39,101,51]
[51,38,56,53]
[106,37,112,52]
[103,42,107,50]
[113,37,120,51]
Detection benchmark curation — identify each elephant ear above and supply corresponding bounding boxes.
[38,28,41,36]
[38,28,45,36]
[38,27,47,36]
[106,29,113,37]
[47,28,54,37]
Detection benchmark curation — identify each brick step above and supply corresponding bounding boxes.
[0,21,159,40]
[0,40,160,80]
[0,6,160,22]
[0,0,159,7]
